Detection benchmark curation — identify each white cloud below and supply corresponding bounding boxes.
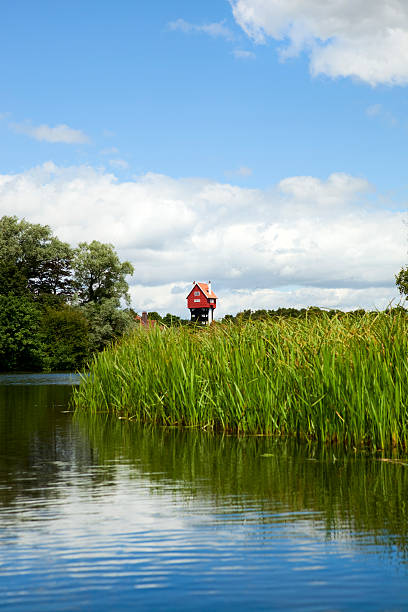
[278,173,371,206]
[12,122,89,144]
[230,0,408,86]
[109,158,129,169]
[0,163,404,316]
[233,49,256,59]
[168,18,234,40]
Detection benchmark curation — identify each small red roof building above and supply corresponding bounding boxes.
[135,312,162,329]
[187,281,217,324]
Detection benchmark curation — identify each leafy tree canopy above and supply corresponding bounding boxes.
[40,306,90,371]
[0,215,73,298]
[147,311,163,322]
[395,267,408,300]
[0,217,136,371]
[73,241,134,305]
[81,298,136,353]
[0,295,44,371]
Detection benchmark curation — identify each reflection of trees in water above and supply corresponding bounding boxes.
[75,414,408,559]
[0,384,96,507]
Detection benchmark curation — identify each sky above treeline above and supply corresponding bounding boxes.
[0,0,407,317]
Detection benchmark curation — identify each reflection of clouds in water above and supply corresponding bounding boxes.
[3,437,408,610]
[13,460,360,581]
[13,465,211,553]
[10,462,346,550]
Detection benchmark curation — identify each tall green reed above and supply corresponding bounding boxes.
[72,311,408,449]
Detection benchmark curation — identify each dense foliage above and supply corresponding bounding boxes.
[396,266,408,300]
[142,311,190,326]
[222,306,373,323]
[0,216,135,372]
[73,310,408,450]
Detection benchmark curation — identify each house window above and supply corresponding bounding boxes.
[209,299,214,303]
[194,291,200,296]
[194,298,200,302]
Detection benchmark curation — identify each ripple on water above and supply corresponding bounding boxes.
[1,383,408,611]
[0,372,81,386]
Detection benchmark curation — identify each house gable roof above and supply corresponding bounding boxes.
[187,282,217,300]
[197,282,217,299]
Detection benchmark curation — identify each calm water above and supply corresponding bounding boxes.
[1,375,408,611]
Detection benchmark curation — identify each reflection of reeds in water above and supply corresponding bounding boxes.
[73,312,408,449]
[74,414,408,560]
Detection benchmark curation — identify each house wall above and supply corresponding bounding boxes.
[187,285,216,310]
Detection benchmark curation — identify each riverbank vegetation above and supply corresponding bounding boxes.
[73,309,408,450]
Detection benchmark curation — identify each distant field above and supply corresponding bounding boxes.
[73,312,408,450]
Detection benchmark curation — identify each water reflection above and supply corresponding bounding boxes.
[1,378,408,611]
[0,372,81,386]
[75,416,408,558]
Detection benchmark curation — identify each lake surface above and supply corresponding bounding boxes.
[1,374,408,611]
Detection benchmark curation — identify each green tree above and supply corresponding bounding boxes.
[0,295,44,370]
[0,218,137,371]
[0,216,74,298]
[147,311,163,322]
[161,313,189,326]
[162,313,180,326]
[81,298,136,353]
[40,306,90,371]
[29,238,73,298]
[73,241,134,305]
[396,266,408,300]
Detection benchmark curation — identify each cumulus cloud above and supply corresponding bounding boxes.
[12,122,89,144]
[230,0,408,85]
[278,173,371,206]
[168,18,234,40]
[0,163,404,315]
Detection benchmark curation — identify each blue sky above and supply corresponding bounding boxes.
[0,0,407,315]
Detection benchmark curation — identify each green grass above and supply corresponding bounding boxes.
[72,311,408,449]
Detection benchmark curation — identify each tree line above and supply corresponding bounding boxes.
[0,216,136,371]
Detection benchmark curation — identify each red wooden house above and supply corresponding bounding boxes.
[186,281,217,324]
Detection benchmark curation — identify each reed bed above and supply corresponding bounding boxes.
[72,311,408,449]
